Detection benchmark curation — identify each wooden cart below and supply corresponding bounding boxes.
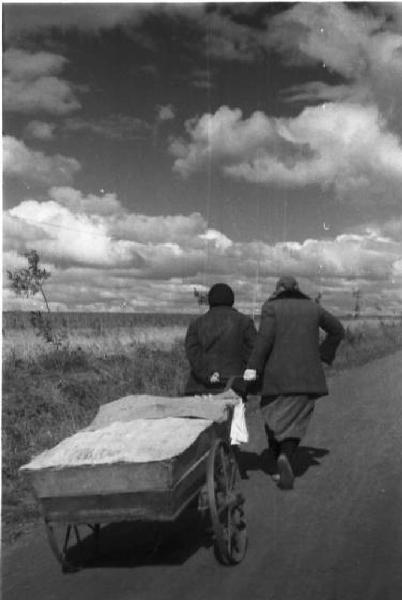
[21,394,247,571]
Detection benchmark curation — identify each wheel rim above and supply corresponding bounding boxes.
[207,440,247,565]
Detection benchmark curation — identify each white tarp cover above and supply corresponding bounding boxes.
[21,417,213,470]
[87,390,240,430]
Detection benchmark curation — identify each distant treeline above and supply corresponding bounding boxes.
[2,311,199,331]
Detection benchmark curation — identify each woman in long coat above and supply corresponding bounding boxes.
[185,283,257,396]
[244,275,345,489]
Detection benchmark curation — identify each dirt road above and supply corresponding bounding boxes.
[3,351,402,600]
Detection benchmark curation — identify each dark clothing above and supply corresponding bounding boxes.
[185,306,257,395]
[248,292,345,397]
[208,283,234,307]
[261,395,315,441]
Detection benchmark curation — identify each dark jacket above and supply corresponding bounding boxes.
[185,306,257,395]
[247,291,345,397]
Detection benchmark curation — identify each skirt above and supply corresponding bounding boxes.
[260,395,315,441]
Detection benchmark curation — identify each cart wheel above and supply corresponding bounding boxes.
[206,439,247,565]
[45,522,100,572]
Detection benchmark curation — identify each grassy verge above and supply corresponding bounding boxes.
[2,339,188,544]
[2,319,402,545]
[329,319,402,373]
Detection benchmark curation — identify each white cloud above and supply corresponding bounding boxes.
[3,48,81,115]
[2,194,210,275]
[3,4,151,38]
[24,120,56,141]
[5,200,144,269]
[380,217,402,242]
[64,115,151,140]
[3,48,68,79]
[3,188,401,312]
[4,4,263,63]
[157,105,175,121]
[170,106,275,177]
[171,103,402,204]
[3,136,81,186]
[202,10,265,62]
[48,187,123,217]
[109,212,207,245]
[200,229,233,251]
[265,3,402,117]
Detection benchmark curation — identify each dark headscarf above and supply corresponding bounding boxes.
[208,283,235,307]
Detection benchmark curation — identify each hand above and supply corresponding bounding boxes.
[209,372,220,383]
[243,369,257,382]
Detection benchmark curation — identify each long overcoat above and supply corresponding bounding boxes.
[184,306,257,395]
[247,291,345,397]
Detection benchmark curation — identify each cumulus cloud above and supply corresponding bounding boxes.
[48,187,123,217]
[4,4,267,63]
[3,48,67,79]
[2,192,212,275]
[24,120,56,141]
[170,103,402,204]
[3,48,81,115]
[108,213,207,246]
[202,10,265,62]
[157,105,175,121]
[3,4,151,38]
[5,200,144,269]
[3,136,81,186]
[170,106,275,177]
[265,3,402,117]
[352,217,402,244]
[3,187,401,311]
[64,115,151,140]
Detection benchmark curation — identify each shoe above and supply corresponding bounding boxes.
[277,454,295,490]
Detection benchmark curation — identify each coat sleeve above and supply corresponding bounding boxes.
[242,317,258,364]
[184,319,210,383]
[246,302,276,373]
[319,308,345,365]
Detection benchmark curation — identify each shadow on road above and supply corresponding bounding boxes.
[293,446,330,477]
[236,446,329,479]
[61,507,212,572]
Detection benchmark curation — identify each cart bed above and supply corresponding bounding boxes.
[21,393,237,522]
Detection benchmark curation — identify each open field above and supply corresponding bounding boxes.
[2,312,402,544]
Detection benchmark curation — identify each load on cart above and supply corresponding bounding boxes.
[20,388,249,572]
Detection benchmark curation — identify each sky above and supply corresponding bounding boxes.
[3,1,402,315]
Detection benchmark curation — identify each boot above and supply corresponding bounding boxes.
[277,438,300,490]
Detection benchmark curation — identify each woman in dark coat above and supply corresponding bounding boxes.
[185,283,257,396]
[244,275,345,489]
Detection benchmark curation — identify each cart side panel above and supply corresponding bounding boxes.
[41,491,176,523]
[25,461,172,498]
[40,445,211,523]
[25,421,224,500]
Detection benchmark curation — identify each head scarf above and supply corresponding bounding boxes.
[208,283,235,307]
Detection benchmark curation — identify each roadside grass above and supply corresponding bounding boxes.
[330,319,402,373]
[2,324,187,363]
[2,318,402,544]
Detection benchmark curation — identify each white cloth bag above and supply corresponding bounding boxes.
[230,400,249,445]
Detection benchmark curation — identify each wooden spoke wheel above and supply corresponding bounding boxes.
[206,439,247,565]
[45,522,100,573]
